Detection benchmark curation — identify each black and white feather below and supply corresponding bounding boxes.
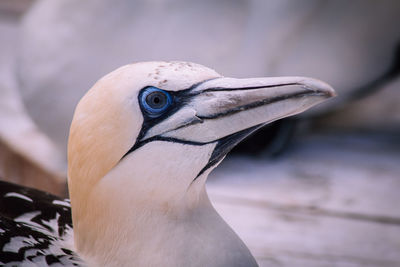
[0,180,83,266]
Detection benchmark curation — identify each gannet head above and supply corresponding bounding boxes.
[67,61,335,265]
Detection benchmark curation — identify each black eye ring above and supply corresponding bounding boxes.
[140,87,172,117]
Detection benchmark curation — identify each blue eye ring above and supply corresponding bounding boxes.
[140,87,172,117]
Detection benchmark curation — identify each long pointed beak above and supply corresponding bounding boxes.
[142,76,335,144]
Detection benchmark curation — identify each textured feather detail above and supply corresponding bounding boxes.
[0,180,84,266]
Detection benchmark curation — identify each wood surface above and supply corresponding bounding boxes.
[208,134,400,266]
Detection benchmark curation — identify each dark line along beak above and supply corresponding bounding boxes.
[142,76,335,145]
[132,76,335,178]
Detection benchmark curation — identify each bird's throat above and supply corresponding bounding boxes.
[75,187,256,267]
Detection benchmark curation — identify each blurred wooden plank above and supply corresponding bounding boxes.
[208,134,400,266]
[210,196,400,267]
[208,134,400,218]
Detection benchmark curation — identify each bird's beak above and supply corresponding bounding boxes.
[142,76,335,145]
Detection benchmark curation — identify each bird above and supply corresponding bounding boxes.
[0,61,335,266]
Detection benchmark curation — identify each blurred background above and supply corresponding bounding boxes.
[0,0,399,266]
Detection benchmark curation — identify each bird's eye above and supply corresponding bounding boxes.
[140,87,172,116]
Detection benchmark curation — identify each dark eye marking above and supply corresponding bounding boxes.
[140,87,172,117]
[123,78,219,159]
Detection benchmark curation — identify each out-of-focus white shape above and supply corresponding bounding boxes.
[0,18,66,192]
[17,0,400,154]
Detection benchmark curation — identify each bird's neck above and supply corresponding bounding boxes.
[73,184,256,267]
[68,141,257,266]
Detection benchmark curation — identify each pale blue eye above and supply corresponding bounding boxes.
[140,87,172,116]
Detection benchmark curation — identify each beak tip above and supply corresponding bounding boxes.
[300,78,336,99]
[323,86,337,98]
[324,86,337,99]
